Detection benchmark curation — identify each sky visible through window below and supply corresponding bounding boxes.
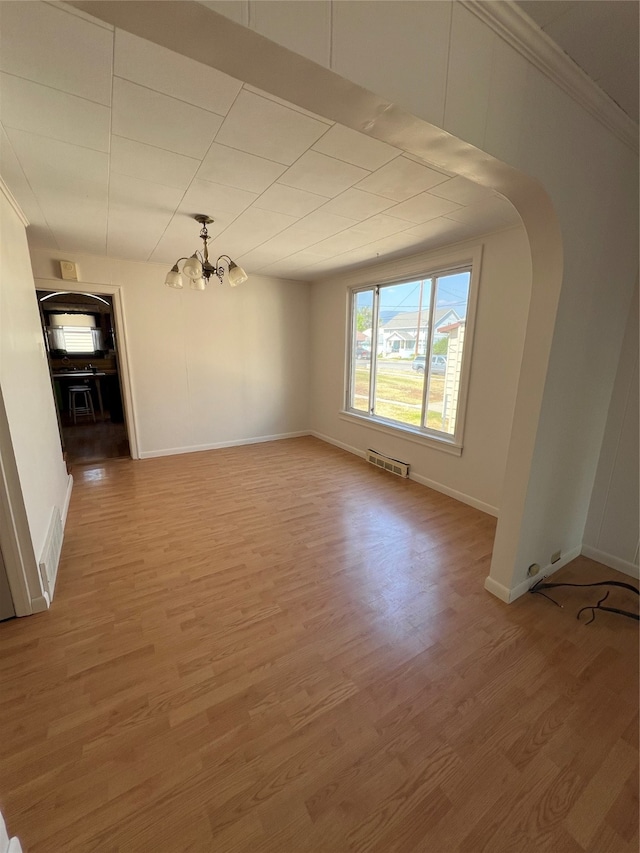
[356,272,470,319]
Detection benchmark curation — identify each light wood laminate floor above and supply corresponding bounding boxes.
[0,437,637,852]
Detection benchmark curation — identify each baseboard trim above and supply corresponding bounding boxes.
[61,474,73,528]
[30,593,50,613]
[484,575,511,603]
[309,431,366,459]
[485,544,582,604]
[409,471,498,517]
[311,431,498,517]
[581,545,640,580]
[138,431,311,459]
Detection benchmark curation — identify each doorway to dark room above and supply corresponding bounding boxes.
[36,290,131,467]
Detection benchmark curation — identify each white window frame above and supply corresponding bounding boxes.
[342,245,482,455]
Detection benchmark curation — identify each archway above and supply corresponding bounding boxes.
[69,0,565,600]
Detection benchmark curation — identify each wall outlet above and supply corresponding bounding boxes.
[551,550,561,564]
[527,563,540,577]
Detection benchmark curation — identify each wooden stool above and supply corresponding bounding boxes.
[68,385,95,424]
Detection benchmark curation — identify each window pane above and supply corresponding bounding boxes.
[62,326,95,353]
[426,271,471,435]
[373,280,430,426]
[351,290,373,413]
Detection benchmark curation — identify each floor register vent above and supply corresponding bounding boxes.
[367,449,410,478]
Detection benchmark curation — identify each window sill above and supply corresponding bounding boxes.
[339,410,463,457]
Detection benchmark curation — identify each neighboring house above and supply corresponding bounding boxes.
[380,308,460,357]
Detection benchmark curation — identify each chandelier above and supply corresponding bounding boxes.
[164,214,248,291]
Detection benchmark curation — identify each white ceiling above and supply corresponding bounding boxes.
[0,1,521,281]
[516,0,639,123]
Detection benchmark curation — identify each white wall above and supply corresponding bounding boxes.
[29,249,311,457]
[0,185,70,612]
[582,283,639,578]
[310,226,530,514]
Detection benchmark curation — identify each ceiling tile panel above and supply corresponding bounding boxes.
[348,213,410,242]
[406,219,477,252]
[6,128,108,254]
[114,30,242,115]
[253,184,326,217]
[302,229,375,258]
[215,90,329,165]
[0,1,113,105]
[109,172,184,211]
[429,175,495,205]
[0,74,110,152]
[444,196,521,230]
[111,136,200,190]
[211,207,298,258]
[112,78,223,159]
[386,193,462,224]
[264,248,329,271]
[238,227,330,266]
[286,209,358,240]
[278,151,369,198]
[355,157,449,201]
[0,127,57,248]
[179,179,258,220]
[149,214,227,266]
[311,124,401,170]
[197,143,287,193]
[320,188,393,220]
[244,85,334,124]
[234,245,287,270]
[108,173,184,260]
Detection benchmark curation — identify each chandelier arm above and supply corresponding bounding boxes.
[216,255,231,284]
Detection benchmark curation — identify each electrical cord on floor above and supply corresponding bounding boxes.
[529,578,639,623]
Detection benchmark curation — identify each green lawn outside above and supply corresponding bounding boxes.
[353,369,447,430]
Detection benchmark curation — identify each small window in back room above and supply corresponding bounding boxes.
[47,313,103,354]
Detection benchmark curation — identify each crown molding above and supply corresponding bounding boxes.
[0,177,29,228]
[461,1,638,154]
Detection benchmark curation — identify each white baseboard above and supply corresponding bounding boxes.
[581,544,640,580]
[310,431,366,459]
[483,575,511,603]
[30,593,50,613]
[409,471,498,517]
[61,474,73,527]
[311,431,497,517]
[485,544,582,604]
[139,431,311,459]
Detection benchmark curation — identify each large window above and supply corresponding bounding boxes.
[346,266,475,450]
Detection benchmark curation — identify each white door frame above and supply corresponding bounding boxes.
[35,282,140,460]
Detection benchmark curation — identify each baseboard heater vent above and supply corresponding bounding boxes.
[366,449,409,478]
[38,507,63,598]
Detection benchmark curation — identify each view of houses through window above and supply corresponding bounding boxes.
[348,269,472,440]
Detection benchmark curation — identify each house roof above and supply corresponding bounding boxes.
[386,330,415,341]
[382,308,460,330]
[438,320,465,333]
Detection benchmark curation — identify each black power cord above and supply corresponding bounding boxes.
[529,578,639,624]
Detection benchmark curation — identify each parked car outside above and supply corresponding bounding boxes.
[412,354,447,374]
[356,346,371,360]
